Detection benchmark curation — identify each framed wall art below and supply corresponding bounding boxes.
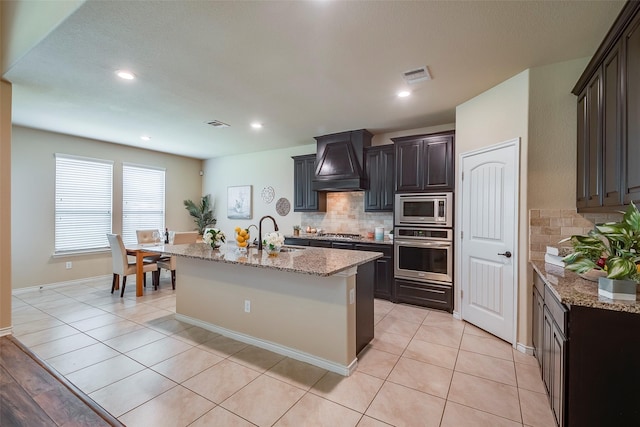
[227,185,252,219]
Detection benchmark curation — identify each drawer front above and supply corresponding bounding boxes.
[354,243,393,257]
[395,279,452,312]
[544,286,568,336]
[284,238,310,246]
[534,270,546,297]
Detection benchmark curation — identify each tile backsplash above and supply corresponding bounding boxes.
[529,208,623,261]
[301,192,393,235]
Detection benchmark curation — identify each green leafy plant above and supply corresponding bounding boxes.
[183,195,216,235]
[562,202,640,281]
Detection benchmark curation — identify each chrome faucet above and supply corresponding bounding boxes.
[258,215,279,250]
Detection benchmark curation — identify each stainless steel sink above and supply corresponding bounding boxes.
[280,245,306,252]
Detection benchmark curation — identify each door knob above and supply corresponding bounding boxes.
[498,251,512,258]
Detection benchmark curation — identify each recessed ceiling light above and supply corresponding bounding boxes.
[251,122,263,129]
[397,91,411,98]
[140,135,151,141]
[116,70,136,80]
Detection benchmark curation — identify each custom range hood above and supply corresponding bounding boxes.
[312,129,373,192]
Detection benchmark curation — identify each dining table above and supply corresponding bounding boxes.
[125,243,164,297]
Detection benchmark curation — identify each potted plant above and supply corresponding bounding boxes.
[183,194,216,236]
[562,202,640,300]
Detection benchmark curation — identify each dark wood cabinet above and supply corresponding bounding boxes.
[393,131,454,193]
[292,154,326,212]
[573,1,640,212]
[355,243,394,300]
[364,145,395,212]
[331,242,354,250]
[395,278,452,312]
[532,285,544,368]
[309,240,332,248]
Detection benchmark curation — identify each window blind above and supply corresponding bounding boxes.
[122,164,166,246]
[55,154,113,254]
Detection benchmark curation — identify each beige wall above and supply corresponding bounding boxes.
[11,126,203,289]
[455,69,530,346]
[0,80,11,331]
[528,57,589,209]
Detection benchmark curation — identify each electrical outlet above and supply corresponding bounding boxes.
[65,261,72,269]
[244,300,251,313]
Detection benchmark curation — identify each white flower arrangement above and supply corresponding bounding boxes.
[262,232,284,251]
[203,228,226,248]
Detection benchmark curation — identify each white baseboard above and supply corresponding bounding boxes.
[452,311,461,320]
[516,342,534,355]
[175,313,358,376]
[0,327,12,337]
[12,275,111,295]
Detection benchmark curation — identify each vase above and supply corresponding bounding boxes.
[265,245,281,257]
[598,277,638,301]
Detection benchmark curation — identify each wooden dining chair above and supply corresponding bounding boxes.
[156,231,199,289]
[107,234,159,297]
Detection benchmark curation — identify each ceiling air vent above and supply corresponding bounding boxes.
[205,120,230,128]
[403,66,432,84]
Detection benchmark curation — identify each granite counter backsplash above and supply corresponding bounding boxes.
[531,260,640,314]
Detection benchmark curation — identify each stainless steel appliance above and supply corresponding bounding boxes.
[395,193,453,227]
[393,227,453,284]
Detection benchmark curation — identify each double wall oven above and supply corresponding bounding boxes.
[394,193,454,312]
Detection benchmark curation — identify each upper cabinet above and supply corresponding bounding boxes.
[292,154,326,212]
[364,145,395,212]
[393,131,455,193]
[573,1,640,212]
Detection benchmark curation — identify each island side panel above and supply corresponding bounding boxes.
[175,257,357,368]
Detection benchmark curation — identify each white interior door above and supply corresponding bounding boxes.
[460,139,519,343]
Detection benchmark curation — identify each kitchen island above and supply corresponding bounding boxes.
[147,243,382,375]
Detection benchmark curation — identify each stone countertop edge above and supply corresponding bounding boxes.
[146,243,383,277]
[285,233,394,245]
[531,261,640,315]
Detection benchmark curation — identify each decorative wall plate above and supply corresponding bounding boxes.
[261,186,275,204]
[275,197,290,216]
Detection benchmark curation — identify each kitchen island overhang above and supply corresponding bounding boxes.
[147,244,382,376]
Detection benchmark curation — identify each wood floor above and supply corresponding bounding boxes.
[0,335,123,427]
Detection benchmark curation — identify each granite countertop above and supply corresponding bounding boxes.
[531,260,640,314]
[147,243,383,277]
[285,233,394,245]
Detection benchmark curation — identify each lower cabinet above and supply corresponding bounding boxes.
[394,279,452,312]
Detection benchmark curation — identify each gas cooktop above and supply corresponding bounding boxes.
[317,233,363,240]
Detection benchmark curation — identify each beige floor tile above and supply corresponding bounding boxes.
[221,375,305,427]
[357,416,393,426]
[356,346,400,379]
[519,388,556,427]
[84,319,145,341]
[89,369,176,417]
[515,362,545,394]
[183,359,260,403]
[95,298,138,313]
[414,324,463,349]
[422,311,465,333]
[228,345,286,373]
[311,371,384,413]
[15,324,79,347]
[103,327,166,353]
[118,385,215,427]
[129,309,174,324]
[29,333,98,360]
[365,382,446,427]
[53,307,108,324]
[275,393,361,427]
[66,354,146,394]
[12,309,54,325]
[448,372,521,422]
[387,357,453,399]
[68,313,123,332]
[375,316,421,338]
[151,347,223,383]
[190,406,256,427]
[454,350,517,386]
[463,323,498,339]
[146,317,192,335]
[368,331,411,355]
[125,336,193,367]
[441,401,523,427]
[460,333,514,361]
[172,326,220,345]
[386,304,430,324]
[513,348,539,366]
[374,313,385,325]
[403,338,459,370]
[265,358,327,391]
[198,335,248,357]
[12,317,65,336]
[374,299,394,315]
[46,342,120,375]
[118,303,170,320]
[31,297,77,312]
[145,296,177,311]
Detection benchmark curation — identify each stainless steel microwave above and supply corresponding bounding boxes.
[394,193,453,227]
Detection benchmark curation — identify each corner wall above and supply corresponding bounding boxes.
[0,80,12,332]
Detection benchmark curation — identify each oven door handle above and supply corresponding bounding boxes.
[395,240,451,248]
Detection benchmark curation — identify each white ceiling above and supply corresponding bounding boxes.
[5,0,625,160]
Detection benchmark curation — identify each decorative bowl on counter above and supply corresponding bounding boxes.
[578,269,607,282]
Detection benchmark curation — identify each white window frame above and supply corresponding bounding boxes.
[54,153,114,255]
[122,163,166,246]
